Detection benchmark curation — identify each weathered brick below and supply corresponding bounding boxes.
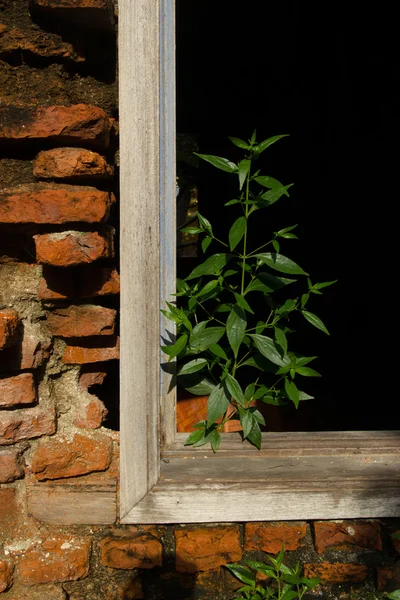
[74,397,108,429]
[0,184,114,224]
[0,24,85,63]
[0,373,36,408]
[0,329,52,372]
[0,406,56,445]
[38,266,120,300]
[377,566,400,591]
[245,522,307,554]
[0,583,67,600]
[99,535,162,570]
[0,558,14,593]
[46,305,116,337]
[62,337,119,364]
[79,369,107,389]
[175,526,242,573]
[0,104,113,148]
[79,266,120,297]
[304,562,367,583]
[34,230,114,266]
[313,520,382,554]
[0,308,20,349]
[17,537,91,585]
[31,433,112,479]
[31,0,115,31]
[34,148,113,180]
[0,449,24,483]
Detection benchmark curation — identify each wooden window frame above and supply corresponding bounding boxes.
[119,0,400,524]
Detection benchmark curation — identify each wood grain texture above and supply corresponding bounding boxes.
[159,0,177,450]
[27,480,117,525]
[119,0,161,518]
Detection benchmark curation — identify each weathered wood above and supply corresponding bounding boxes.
[166,430,400,457]
[159,0,177,450]
[119,0,161,518]
[27,480,117,525]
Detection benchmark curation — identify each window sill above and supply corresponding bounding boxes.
[121,431,400,524]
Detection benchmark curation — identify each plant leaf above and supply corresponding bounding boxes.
[245,272,296,294]
[207,384,231,426]
[190,326,225,352]
[238,159,251,190]
[226,564,256,587]
[284,378,300,408]
[254,253,308,275]
[196,279,219,297]
[178,358,207,376]
[254,175,285,190]
[225,374,245,406]
[247,420,262,449]
[258,184,293,206]
[210,429,221,452]
[274,326,288,353]
[296,366,321,377]
[229,136,251,150]
[161,334,188,361]
[229,216,247,251]
[302,310,330,335]
[249,334,289,366]
[197,212,212,234]
[180,376,216,395]
[233,292,254,314]
[253,134,289,156]
[313,279,338,290]
[201,236,212,253]
[239,408,254,438]
[226,306,247,358]
[194,153,238,173]
[184,426,205,446]
[186,254,232,280]
[208,343,228,360]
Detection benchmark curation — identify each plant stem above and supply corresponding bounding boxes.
[241,163,251,295]
[247,239,273,257]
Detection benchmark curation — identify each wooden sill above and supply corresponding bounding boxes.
[121,431,400,524]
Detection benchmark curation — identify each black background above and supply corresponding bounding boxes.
[176,1,399,430]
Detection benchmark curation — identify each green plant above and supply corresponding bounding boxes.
[162,132,335,450]
[226,547,320,599]
[387,591,400,599]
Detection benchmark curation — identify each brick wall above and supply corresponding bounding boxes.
[1,2,400,599]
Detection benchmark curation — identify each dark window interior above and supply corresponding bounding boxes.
[176,1,398,431]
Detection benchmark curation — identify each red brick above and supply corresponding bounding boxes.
[0,104,113,148]
[99,535,162,570]
[38,271,76,299]
[34,230,113,266]
[0,24,85,63]
[79,369,107,389]
[79,266,120,297]
[304,562,367,583]
[0,449,24,483]
[34,147,113,180]
[38,266,120,300]
[0,184,114,224]
[0,373,36,408]
[0,406,56,445]
[46,305,116,337]
[31,0,115,31]
[62,337,119,364]
[377,566,400,591]
[74,397,108,429]
[0,558,14,593]
[313,520,382,554]
[0,334,52,372]
[17,536,91,585]
[245,522,307,554]
[31,433,112,479]
[0,308,20,349]
[175,526,242,573]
